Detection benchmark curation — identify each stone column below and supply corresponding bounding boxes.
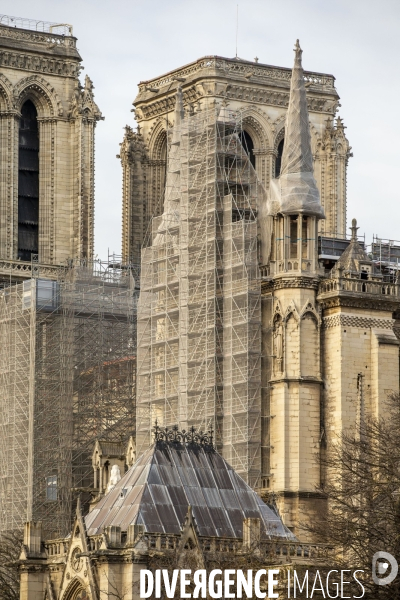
[0,113,18,259]
[37,118,55,263]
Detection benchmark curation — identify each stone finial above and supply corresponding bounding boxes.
[174,85,185,127]
[294,38,302,60]
[350,218,359,241]
[336,116,345,129]
[84,74,94,93]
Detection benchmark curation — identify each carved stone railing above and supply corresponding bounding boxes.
[318,277,400,298]
[45,538,69,557]
[0,259,67,283]
[153,423,214,448]
[266,541,335,564]
[138,56,335,94]
[142,533,335,565]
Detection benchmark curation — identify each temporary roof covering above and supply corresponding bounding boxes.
[85,440,295,540]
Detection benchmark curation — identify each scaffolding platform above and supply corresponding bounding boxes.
[0,260,138,538]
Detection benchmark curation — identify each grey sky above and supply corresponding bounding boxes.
[4,0,400,258]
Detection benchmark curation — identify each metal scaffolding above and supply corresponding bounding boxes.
[0,260,138,538]
[136,101,263,487]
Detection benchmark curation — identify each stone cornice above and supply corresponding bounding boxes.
[19,561,47,573]
[0,24,81,60]
[317,294,400,312]
[134,56,339,121]
[262,276,320,293]
[0,48,80,78]
[135,82,336,121]
[269,376,323,385]
[137,56,336,96]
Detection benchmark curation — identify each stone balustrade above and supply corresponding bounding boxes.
[45,539,69,557]
[319,276,399,297]
[138,57,335,94]
[142,532,335,565]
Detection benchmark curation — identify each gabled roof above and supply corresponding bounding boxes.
[93,440,126,458]
[85,440,294,541]
[335,218,371,273]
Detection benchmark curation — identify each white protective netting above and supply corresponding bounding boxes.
[266,41,324,219]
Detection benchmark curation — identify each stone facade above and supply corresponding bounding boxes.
[131,45,400,540]
[0,19,103,283]
[19,435,334,600]
[260,224,400,535]
[120,55,351,265]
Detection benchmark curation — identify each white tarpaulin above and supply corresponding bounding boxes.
[266,40,325,219]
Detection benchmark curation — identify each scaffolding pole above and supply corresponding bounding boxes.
[0,261,138,538]
[136,104,263,486]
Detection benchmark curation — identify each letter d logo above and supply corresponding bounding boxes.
[372,552,398,586]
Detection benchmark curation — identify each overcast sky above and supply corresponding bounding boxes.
[4,0,400,258]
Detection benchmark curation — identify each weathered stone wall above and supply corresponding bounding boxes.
[121,56,351,263]
[0,24,102,266]
[322,308,400,438]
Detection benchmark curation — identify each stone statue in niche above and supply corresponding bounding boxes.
[273,319,283,374]
[106,464,121,492]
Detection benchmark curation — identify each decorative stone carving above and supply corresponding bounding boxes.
[71,547,83,572]
[323,314,394,330]
[0,49,79,78]
[106,465,122,492]
[273,317,284,374]
[12,74,64,116]
[300,299,320,324]
[68,75,102,120]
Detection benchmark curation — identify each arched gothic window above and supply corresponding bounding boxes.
[275,138,284,177]
[239,130,255,168]
[18,100,39,261]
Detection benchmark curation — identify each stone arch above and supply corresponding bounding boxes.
[272,312,284,375]
[300,313,319,376]
[273,126,285,154]
[284,301,300,323]
[271,298,283,323]
[153,128,167,161]
[147,118,170,160]
[61,577,87,600]
[13,75,63,117]
[285,313,299,376]
[0,74,13,111]
[300,299,320,325]
[273,126,285,178]
[241,106,274,149]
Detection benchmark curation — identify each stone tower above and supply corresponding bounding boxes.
[259,41,326,533]
[121,54,351,265]
[0,15,102,281]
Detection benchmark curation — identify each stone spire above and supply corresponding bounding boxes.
[266,40,324,219]
[280,40,313,176]
[334,218,372,274]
